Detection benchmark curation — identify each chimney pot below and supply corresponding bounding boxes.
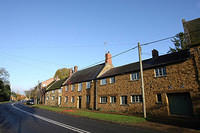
[105,51,112,65]
[152,49,159,59]
[74,66,78,72]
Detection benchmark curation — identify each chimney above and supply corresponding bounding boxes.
[74,66,78,73]
[105,51,112,65]
[69,68,73,77]
[152,49,159,59]
[55,76,60,81]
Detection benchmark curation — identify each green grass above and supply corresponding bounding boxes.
[32,105,64,112]
[33,105,145,124]
[0,101,10,104]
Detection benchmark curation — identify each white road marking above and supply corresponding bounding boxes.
[11,103,91,133]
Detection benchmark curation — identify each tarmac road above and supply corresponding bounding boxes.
[0,102,163,133]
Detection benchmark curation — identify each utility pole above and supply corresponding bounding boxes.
[138,42,147,119]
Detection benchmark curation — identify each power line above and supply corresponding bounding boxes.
[80,29,200,70]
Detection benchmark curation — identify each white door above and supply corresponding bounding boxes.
[58,96,61,105]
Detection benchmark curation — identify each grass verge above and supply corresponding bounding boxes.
[0,101,10,104]
[32,105,145,124]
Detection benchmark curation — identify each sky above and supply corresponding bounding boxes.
[0,0,199,94]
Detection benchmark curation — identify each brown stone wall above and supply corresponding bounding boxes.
[61,81,95,109]
[45,90,59,106]
[97,57,200,116]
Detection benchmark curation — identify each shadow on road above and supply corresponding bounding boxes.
[0,102,40,133]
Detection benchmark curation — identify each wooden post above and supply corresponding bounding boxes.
[138,42,147,118]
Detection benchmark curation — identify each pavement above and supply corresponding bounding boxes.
[0,102,199,133]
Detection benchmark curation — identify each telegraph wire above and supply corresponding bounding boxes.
[80,29,200,70]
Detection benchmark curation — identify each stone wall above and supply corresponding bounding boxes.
[97,53,200,116]
[61,81,95,109]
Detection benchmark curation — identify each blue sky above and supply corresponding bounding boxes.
[0,0,199,94]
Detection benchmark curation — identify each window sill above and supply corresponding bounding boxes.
[154,75,167,78]
[131,102,142,104]
[99,103,107,104]
[129,79,139,82]
[100,84,107,86]
[120,104,128,106]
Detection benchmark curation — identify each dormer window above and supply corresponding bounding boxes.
[86,81,91,89]
[130,72,140,81]
[155,67,167,77]
[78,83,82,91]
[100,78,107,85]
[71,84,75,91]
[110,77,115,84]
[65,86,68,91]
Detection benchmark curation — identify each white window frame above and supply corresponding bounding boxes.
[100,78,107,85]
[100,96,107,103]
[71,84,75,91]
[86,81,91,89]
[109,77,115,84]
[131,95,142,103]
[110,96,116,104]
[52,96,55,100]
[58,88,62,93]
[155,67,167,77]
[78,83,82,91]
[120,96,127,105]
[65,86,68,91]
[130,72,140,81]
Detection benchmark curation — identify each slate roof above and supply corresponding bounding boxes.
[46,78,66,91]
[184,18,200,45]
[98,50,190,79]
[65,63,105,84]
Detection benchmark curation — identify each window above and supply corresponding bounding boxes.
[155,67,167,77]
[86,95,90,104]
[100,97,107,103]
[131,95,142,103]
[110,96,116,104]
[100,78,107,85]
[58,88,62,93]
[156,94,162,103]
[52,96,55,100]
[65,96,68,103]
[65,86,68,91]
[52,90,55,93]
[78,83,82,91]
[86,81,91,89]
[71,96,75,103]
[120,96,127,105]
[46,96,49,100]
[130,72,140,80]
[71,84,75,91]
[110,77,115,84]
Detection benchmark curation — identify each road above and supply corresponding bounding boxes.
[0,103,163,133]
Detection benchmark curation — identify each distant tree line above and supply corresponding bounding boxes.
[0,68,11,102]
